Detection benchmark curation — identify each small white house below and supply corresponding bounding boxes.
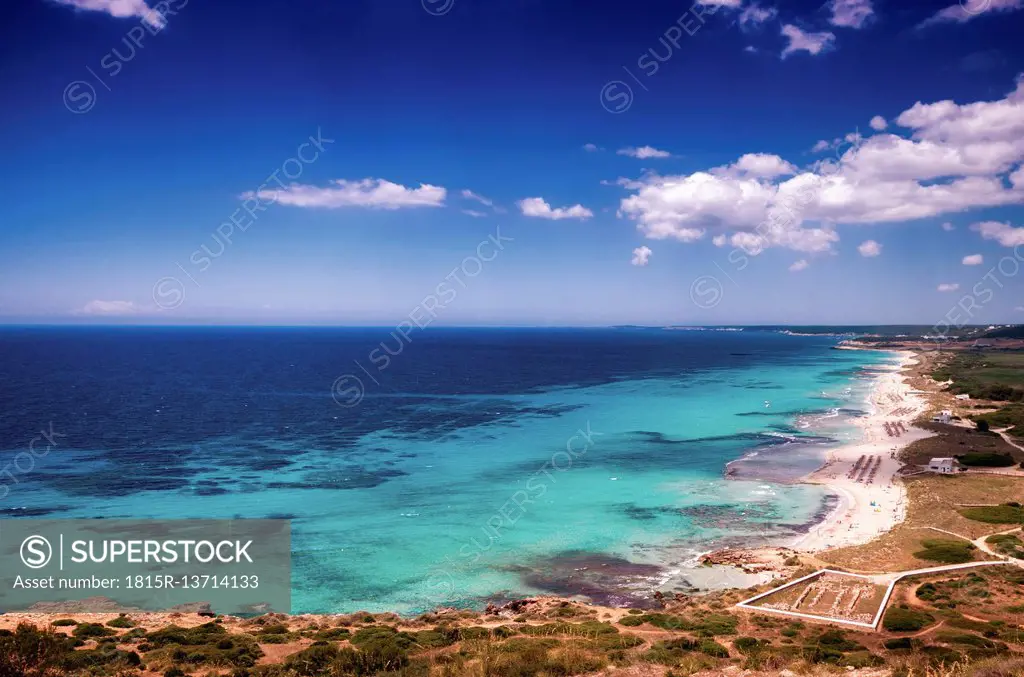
[931,410,952,424]
[955,393,971,400]
[928,457,963,474]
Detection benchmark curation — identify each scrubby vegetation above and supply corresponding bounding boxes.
[883,606,936,632]
[987,533,1024,558]
[960,503,1024,525]
[932,353,1024,402]
[956,452,1017,467]
[913,538,977,564]
[3,575,1023,677]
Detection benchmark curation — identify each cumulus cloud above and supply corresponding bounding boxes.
[617,146,672,159]
[921,0,1023,27]
[583,143,602,152]
[243,178,446,210]
[462,209,487,218]
[789,259,809,272]
[972,220,1024,246]
[714,153,797,179]
[78,300,139,315]
[942,222,955,231]
[962,253,984,265]
[869,115,887,131]
[829,0,874,28]
[780,25,835,58]
[938,283,960,292]
[858,239,882,257]
[53,0,168,28]
[631,246,652,266]
[616,77,1024,255]
[811,140,832,153]
[518,197,593,220]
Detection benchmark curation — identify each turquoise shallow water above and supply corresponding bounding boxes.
[0,328,895,613]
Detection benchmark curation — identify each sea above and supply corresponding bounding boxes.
[0,327,897,614]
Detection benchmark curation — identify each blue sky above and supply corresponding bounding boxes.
[1,0,1024,326]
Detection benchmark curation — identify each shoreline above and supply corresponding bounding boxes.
[785,349,930,554]
[691,348,930,589]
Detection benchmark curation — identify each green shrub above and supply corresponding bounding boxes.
[957,452,1015,467]
[50,619,78,627]
[72,622,116,638]
[143,623,263,668]
[960,504,1024,524]
[0,623,76,676]
[913,538,976,563]
[107,614,137,628]
[642,637,698,665]
[698,639,729,658]
[883,607,935,632]
[284,643,339,676]
[312,627,351,641]
[884,637,914,650]
[813,629,863,652]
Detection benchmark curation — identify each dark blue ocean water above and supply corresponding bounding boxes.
[0,327,891,612]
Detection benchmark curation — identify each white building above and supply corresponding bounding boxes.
[927,457,963,474]
[931,410,952,424]
[955,394,971,400]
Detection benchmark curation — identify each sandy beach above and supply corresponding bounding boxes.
[790,350,932,553]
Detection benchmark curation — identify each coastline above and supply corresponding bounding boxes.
[787,348,930,554]
[693,347,931,588]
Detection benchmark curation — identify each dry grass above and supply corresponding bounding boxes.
[819,474,1019,572]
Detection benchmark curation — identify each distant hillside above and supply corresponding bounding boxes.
[982,325,1024,339]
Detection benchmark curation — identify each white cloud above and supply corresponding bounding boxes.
[78,300,138,315]
[631,246,652,266]
[811,140,832,153]
[942,222,955,231]
[789,259,809,271]
[1016,306,1024,312]
[858,239,882,257]
[869,115,887,131]
[461,189,494,208]
[243,178,446,210]
[962,253,984,265]
[896,76,1024,148]
[972,220,1024,246]
[714,153,797,179]
[829,0,874,28]
[53,0,167,29]
[780,24,835,58]
[583,143,602,152]
[938,283,961,292]
[617,76,1024,255]
[617,146,672,159]
[518,197,593,220]
[921,0,1023,27]
[739,4,777,28]
[744,45,758,53]
[839,134,1024,182]
[462,209,487,218]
